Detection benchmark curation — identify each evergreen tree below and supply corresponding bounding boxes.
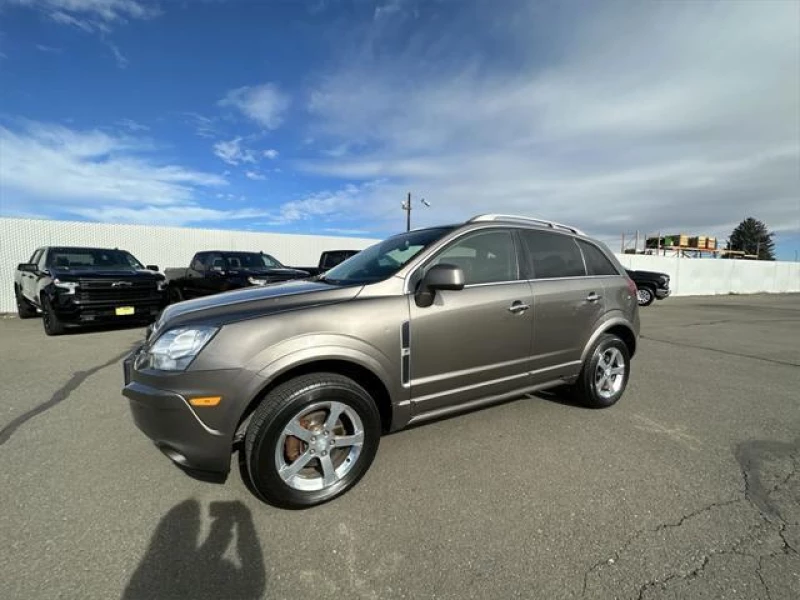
[728,217,775,260]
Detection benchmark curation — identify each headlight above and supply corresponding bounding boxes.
[156,279,168,291]
[248,276,268,286]
[136,326,218,371]
[53,279,78,294]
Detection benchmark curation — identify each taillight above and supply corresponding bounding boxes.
[626,276,638,296]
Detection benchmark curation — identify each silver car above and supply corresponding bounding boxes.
[122,214,640,508]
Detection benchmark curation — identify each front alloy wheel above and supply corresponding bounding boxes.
[636,287,655,306]
[244,373,380,508]
[275,401,365,491]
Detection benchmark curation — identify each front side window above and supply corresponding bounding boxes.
[322,227,455,285]
[221,252,282,270]
[428,230,519,285]
[521,230,586,279]
[578,240,619,276]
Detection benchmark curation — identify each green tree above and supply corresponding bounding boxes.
[728,217,775,260]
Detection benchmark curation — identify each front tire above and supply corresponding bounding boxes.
[42,296,66,336]
[244,373,381,509]
[15,288,37,319]
[572,334,631,408]
[636,286,655,306]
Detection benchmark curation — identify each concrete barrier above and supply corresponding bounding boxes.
[616,253,800,296]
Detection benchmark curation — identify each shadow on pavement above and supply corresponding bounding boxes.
[123,499,266,600]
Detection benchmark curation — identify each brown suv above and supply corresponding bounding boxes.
[122,214,640,508]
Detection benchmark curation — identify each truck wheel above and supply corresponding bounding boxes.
[42,296,66,336]
[244,373,381,509]
[15,288,37,319]
[572,333,630,409]
[636,286,655,306]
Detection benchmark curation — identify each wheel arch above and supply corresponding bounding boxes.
[581,318,637,364]
[235,358,395,440]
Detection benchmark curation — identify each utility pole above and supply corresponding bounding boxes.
[402,192,411,232]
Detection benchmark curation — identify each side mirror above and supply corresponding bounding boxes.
[18,263,38,273]
[415,264,465,307]
[146,265,159,272]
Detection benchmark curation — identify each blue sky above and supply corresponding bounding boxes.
[0,0,798,258]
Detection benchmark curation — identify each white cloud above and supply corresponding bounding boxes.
[106,41,128,68]
[212,137,257,166]
[0,121,243,226]
[183,112,217,139]
[245,170,265,181]
[35,44,63,53]
[9,0,159,33]
[219,83,289,130]
[263,148,279,160]
[117,118,149,132]
[304,1,800,240]
[263,181,387,226]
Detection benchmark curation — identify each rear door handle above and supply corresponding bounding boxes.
[508,301,530,314]
[586,292,602,302]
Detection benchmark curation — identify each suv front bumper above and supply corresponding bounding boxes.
[122,352,234,478]
[656,288,671,299]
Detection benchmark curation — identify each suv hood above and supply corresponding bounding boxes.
[154,279,362,331]
[626,269,668,279]
[49,267,164,281]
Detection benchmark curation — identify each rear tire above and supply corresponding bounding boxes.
[636,286,655,306]
[15,287,37,319]
[42,296,66,336]
[244,373,381,509]
[572,333,631,408]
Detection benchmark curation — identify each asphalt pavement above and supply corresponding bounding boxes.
[1,294,799,599]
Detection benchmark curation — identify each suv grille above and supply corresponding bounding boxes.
[77,279,159,303]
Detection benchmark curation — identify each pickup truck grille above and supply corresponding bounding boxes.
[77,279,159,303]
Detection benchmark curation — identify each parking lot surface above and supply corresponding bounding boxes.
[2,294,799,599]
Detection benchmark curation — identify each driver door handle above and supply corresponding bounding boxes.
[586,292,602,302]
[508,301,530,314]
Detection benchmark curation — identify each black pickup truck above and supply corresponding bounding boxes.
[14,246,168,335]
[625,268,671,306]
[164,251,310,302]
[294,249,360,277]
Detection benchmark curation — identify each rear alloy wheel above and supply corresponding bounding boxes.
[244,373,381,508]
[41,296,66,336]
[636,286,655,306]
[573,333,630,408]
[15,288,37,319]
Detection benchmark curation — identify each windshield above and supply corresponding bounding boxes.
[221,252,283,269]
[322,227,455,285]
[47,248,145,270]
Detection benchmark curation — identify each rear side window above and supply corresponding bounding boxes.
[521,230,586,279]
[578,240,619,276]
[431,230,519,285]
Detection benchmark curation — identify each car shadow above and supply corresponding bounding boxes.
[122,499,266,600]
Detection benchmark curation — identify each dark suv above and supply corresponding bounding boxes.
[123,215,640,508]
[15,246,168,335]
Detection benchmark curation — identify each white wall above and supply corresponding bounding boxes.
[0,218,377,313]
[615,253,800,296]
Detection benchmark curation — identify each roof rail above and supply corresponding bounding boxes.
[468,214,585,236]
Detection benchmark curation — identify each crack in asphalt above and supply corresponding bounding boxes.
[0,347,135,447]
[640,335,800,368]
[582,439,799,599]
